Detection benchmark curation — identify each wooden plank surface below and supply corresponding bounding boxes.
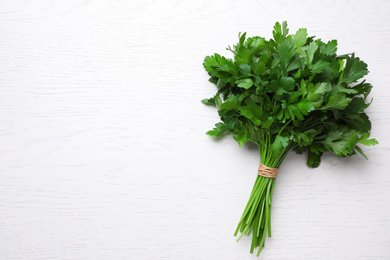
[0,0,389,259]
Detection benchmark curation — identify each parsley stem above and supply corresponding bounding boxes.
[235,139,291,255]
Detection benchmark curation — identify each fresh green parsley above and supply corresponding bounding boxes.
[202,21,377,256]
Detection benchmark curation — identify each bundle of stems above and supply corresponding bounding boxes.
[235,142,292,256]
[235,175,275,256]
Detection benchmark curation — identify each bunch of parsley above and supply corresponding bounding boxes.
[202,21,377,256]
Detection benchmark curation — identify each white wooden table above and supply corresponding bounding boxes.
[1,0,389,259]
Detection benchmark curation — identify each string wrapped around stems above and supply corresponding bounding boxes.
[257,163,279,178]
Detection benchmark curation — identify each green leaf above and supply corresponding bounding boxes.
[276,38,296,69]
[239,64,252,75]
[300,79,308,97]
[270,135,289,154]
[201,97,216,106]
[236,46,252,64]
[279,76,296,90]
[289,98,315,120]
[353,80,372,99]
[322,93,352,110]
[294,146,306,154]
[214,94,222,108]
[294,28,308,48]
[246,36,266,56]
[208,77,218,85]
[238,32,246,46]
[233,125,251,146]
[343,113,371,133]
[220,94,238,111]
[269,77,295,99]
[282,21,289,36]
[354,145,368,160]
[239,100,263,125]
[262,117,273,129]
[206,122,227,138]
[306,82,331,107]
[311,60,330,73]
[254,61,266,75]
[288,91,301,103]
[236,78,254,89]
[340,53,368,84]
[332,84,358,94]
[309,143,327,155]
[294,129,317,146]
[316,59,340,82]
[344,98,369,113]
[307,150,322,168]
[216,79,226,90]
[321,129,359,156]
[358,133,378,146]
[302,41,318,65]
[287,55,302,72]
[321,40,338,56]
[203,54,237,83]
[273,21,289,43]
[225,116,238,130]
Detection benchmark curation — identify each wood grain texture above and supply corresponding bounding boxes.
[0,0,389,259]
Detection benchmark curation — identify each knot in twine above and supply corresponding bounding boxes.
[257,163,279,178]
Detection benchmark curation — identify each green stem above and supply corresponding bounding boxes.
[234,143,293,256]
[278,119,292,136]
